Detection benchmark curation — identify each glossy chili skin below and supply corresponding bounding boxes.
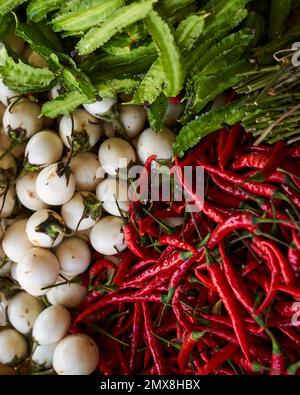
[178,331,206,372]
[73,292,162,327]
[219,241,255,314]
[197,343,239,375]
[219,124,242,170]
[89,259,118,278]
[206,252,251,361]
[159,235,197,254]
[142,302,167,375]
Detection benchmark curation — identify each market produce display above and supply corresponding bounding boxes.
[0,0,300,376]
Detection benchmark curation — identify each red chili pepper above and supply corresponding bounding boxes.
[276,284,300,298]
[246,271,269,293]
[207,288,219,305]
[289,243,300,278]
[206,326,271,363]
[197,160,281,199]
[73,292,161,326]
[178,331,206,372]
[123,224,151,260]
[138,209,182,235]
[210,173,254,202]
[281,184,300,210]
[113,311,134,337]
[252,239,281,314]
[134,154,157,201]
[233,154,298,189]
[244,145,300,159]
[113,250,134,286]
[129,303,143,372]
[114,342,131,375]
[170,249,204,290]
[219,124,242,170]
[241,260,261,277]
[248,140,285,182]
[89,259,118,278]
[282,160,300,190]
[219,241,255,314]
[121,250,183,289]
[202,201,230,223]
[174,158,203,211]
[135,273,169,296]
[179,135,215,167]
[197,343,239,375]
[200,349,209,363]
[285,147,300,158]
[158,235,197,254]
[232,352,265,374]
[206,251,251,361]
[156,245,176,265]
[195,268,217,291]
[182,213,203,238]
[98,352,113,375]
[232,153,268,170]
[279,327,300,347]
[267,330,285,375]
[142,302,167,375]
[217,128,227,168]
[127,258,156,277]
[245,169,292,187]
[206,186,242,209]
[207,213,257,249]
[255,238,295,285]
[275,302,298,318]
[172,287,198,332]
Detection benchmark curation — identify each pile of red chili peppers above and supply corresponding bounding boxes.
[71,123,300,376]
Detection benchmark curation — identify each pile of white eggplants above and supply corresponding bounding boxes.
[0,37,181,375]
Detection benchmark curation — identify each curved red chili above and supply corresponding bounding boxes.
[197,343,239,375]
[142,302,167,375]
[205,251,251,362]
[219,241,255,314]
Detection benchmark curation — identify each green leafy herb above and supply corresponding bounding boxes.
[160,0,196,16]
[52,0,124,33]
[0,0,27,15]
[146,10,184,97]
[41,91,87,118]
[0,13,12,38]
[269,0,291,40]
[77,0,157,55]
[175,12,208,53]
[83,44,157,82]
[148,93,168,132]
[173,101,247,157]
[15,18,63,62]
[27,0,66,22]
[191,60,252,113]
[97,79,139,98]
[0,44,55,92]
[191,29,254,76]
[131,59,164,104]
